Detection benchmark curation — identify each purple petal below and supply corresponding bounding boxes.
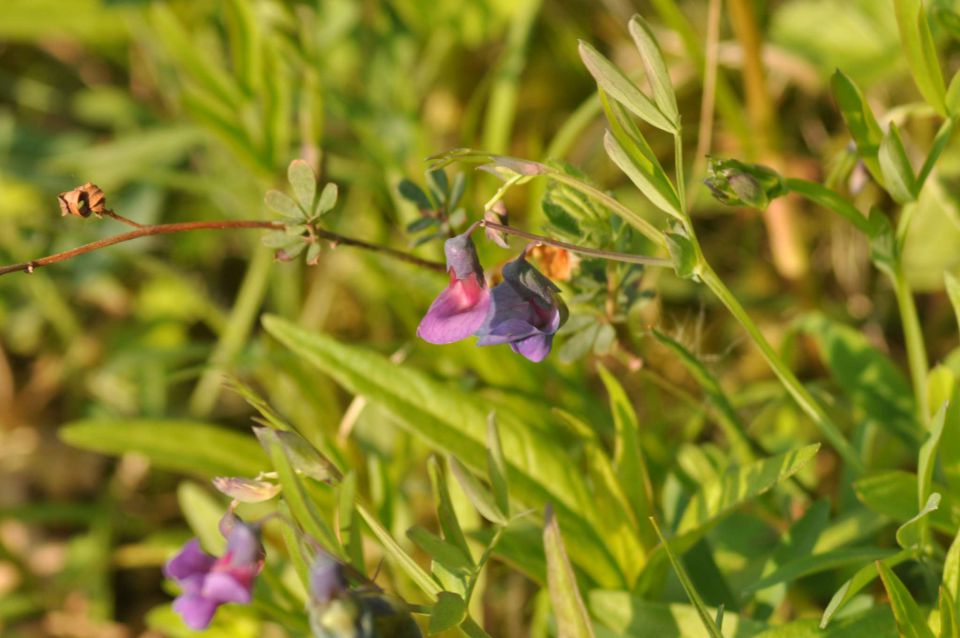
[417,278,491,344]
[203,571,252,604]
[165,539,216,581]
[173,594,219,630]
[225,522,261,566]
[510,333,554,362]
[476,318,539,346]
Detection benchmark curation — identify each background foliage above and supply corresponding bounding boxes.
[3,0,960,636]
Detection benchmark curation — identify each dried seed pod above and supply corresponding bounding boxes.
[58,183,107,218]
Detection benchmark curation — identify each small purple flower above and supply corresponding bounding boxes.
[477,254,567,362]
[417,231,491,344]
[164,522,264,630]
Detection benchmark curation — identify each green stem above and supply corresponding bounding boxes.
[698,262,865,471]
[674,130,687,214]
[548,171,667,249]
[891,266,929,425]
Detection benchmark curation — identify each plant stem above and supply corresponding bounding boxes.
[0,220,445,277]
[698,262,865,471]
[547,171,667,249]
[891,266,929,425]
[674,130,687,213]
[480,221,673,268]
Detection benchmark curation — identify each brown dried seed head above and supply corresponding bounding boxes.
[58,183,107,218]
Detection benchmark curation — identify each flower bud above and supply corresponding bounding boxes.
[704,158,785,209]
[58,183,107,218]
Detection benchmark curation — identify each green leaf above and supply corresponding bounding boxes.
[357,504,441,597]
[854,471,960,533]
[544,505,596,638]
[578,41,675,132]
[428,457,473,563]
[315,182,338,217]
[222,0,262,95]
[783,177,872,234]
[589,592,767,637]
[927,367,960,488]
[449,457,508,525]
[879,122,918,204]
[650,330,756,463]
[798,314,919,445]
[429,592,467,635]
[263,316,624,587]
[820,549,912,628]
[407,527,473,576]
[665,231,700,279]
[627,15,679,126]
[893,0,947,114]
[650,519,723,638]
[831,69,885,182]
[258,428,340,553]
[940,585,960,638]
[876,560,936,638]
[895,492,941,549]
[603,129,683,220]
[743,547,896,594]
[919,402,949,506]
[597,364,655,546]
[288,160,317,212]
[487,414,510,519]
[944,527,960,608]
[263,190,307,221]
[948,71,960,115]
[60,420,266,478]
[398,179,434,211]
[676,444,820,538]
[917,118,955,189]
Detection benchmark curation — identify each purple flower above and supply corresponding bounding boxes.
[164,522,264,630]
[417,232,491,344]
[477,255,567,362]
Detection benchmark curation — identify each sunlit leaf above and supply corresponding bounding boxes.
[544,505,596,638]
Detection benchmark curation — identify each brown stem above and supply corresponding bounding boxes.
[102,210,145,228]
[0,219,445,277]
[481,220,673,268]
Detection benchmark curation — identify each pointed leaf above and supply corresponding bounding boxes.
[603,129,683,219]
[940,586,960,638]
[944,527,960,608]
[895,492,941,549]
[428,456,473,562]
[820,549,912,628]
[831,69,884,182]
[578,41,675,132]
[449,457,508,525]
[357,504,440,597]
[544,505,596,638]
[893,0,947,114]
[487,414,510,519]
[315,182,338,216]
[879,122,918,204]
[627,15,679,126]
[288,159,317,211]
[919,402,949,506]
[876,560,936,638]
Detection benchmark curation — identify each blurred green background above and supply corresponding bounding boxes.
[2,0,960,636]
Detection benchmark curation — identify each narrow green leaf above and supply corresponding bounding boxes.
[879,122,918,204]
[650,519,723,638]
[260,428,342,484]
[831,69,885,182]
[917,118,955,189]
[544,505,596,638]
[578,41,675,132]
[893,0,947,114]
[927,367,960,488]
[315,182,338,216]
[449,457,508,525]
[948,71,960,115]
[940,586,960,638]
[919,402,949,506]
[429,592,467,635]
[60,419,266,478]
[597,365,655,546]
[944,528,960,608]
[854,471,960,532]
[260,429,340,553]
[627,15,679,126]
[278,503,311,590]
[783,177,872,234]
[744,547,895,594]
[398,179,433,210]
[676,444,820,537]
[263,316,624,587]
[428,456,473,562]
[357,504,441,597]
[223,0,262,95]
[487,414,510,519]
[288,160,317,211]
[588,592,768,636]
[876,560,936,638]
[265,189,304,220]
[820,549,912,628]
[407,527,474,575]
[895,492,941,549]
[603,129,683,220]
